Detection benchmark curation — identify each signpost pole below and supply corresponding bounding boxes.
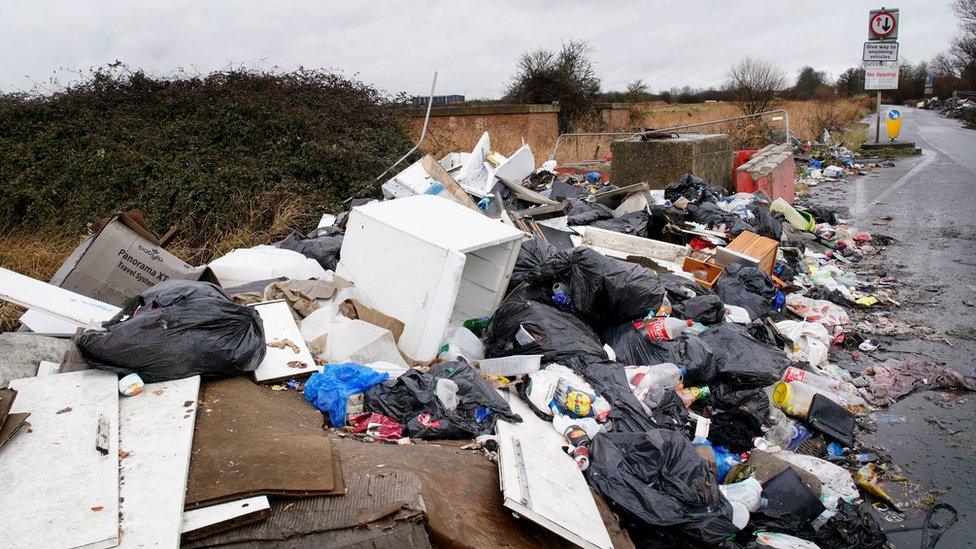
[875,91,881,144]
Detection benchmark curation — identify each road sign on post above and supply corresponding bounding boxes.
[868,9,899,40]
[865,63,900,90]
[863,42,899,62]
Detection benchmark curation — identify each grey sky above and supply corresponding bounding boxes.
[1,1,958,98]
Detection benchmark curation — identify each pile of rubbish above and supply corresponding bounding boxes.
[1,130,970,548]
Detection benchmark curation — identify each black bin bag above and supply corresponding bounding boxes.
[586,429,737,546]
[530,246,666,328]
[507,237,557,292]
[484,286,608,364]
[672,294,725,325]
[699,322,789,386]
[714,263,777,320]
[601,322,717,386]
[277,231,343,271]
[364,359,520,439]
[76,280,266,382]
[753,467,826,534]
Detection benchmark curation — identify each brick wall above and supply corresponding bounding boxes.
[402,104,559,166]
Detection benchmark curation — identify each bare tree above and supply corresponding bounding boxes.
[725,57,786,115]
[505,41,601,133]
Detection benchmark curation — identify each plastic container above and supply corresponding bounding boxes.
[118,373,144,396]
[772,380,817,418]
[475,354,542,376]
[438,326,485,362]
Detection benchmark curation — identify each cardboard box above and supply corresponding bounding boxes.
[723,231,779,274]
[49,211,205,306]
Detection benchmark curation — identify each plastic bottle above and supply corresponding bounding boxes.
[782,367,865,408]
[629,363,684,402]
[772,380,818,418]
[463,316,491,336]
[551,283,572,311]
[783,366,845,394]
[636,317,694,341]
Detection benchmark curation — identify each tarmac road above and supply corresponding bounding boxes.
[808,106,976,547]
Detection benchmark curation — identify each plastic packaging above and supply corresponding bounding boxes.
[719,476,764,512]
[304,363,390,427]
[679,385,711,407]
[435,378,460,411]
[764,417,814,451]
[755,532,821,548]
[208,245,327,287]
[772,380,817,418]
[474,355,542,376]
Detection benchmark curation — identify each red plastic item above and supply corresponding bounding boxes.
[689,236,716,251]
[348,412,403,442]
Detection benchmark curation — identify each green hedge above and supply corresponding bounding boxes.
[0,68,414,245]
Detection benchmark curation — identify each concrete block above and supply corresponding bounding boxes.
[610,134,734,191]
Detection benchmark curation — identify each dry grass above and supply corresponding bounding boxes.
[0,193,314,331]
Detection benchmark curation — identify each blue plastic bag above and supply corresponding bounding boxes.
[304,363,389,427]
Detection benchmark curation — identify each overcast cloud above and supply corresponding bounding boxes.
[0,1,958,98]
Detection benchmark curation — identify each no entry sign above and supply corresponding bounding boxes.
[869,9,899,40]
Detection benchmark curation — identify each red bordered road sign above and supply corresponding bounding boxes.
[869,9,899,40]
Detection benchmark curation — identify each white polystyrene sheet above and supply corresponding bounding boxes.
[208,246,327,288]
[118,376,200,548]
[491,144,534,188]
[251,300,319,383]
[495,390,613,549]
[18,309,82,336]
[0,267,120,327]
[456,132,493,194]
[1,370,120,549]
[182,496,270,537]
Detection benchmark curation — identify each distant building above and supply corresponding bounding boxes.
[412,94,465,107]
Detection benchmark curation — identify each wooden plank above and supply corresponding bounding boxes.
[420,155,482,213]
[250,300,319,384]
[580,226,690,263]
[496,175,560,206]
[0,267,120,328]
[1,370,119,549]
[118,376,201,548]
[182,496,271,541]
[495,390,613,549]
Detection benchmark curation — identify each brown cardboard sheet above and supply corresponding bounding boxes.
[185,377,344,507]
